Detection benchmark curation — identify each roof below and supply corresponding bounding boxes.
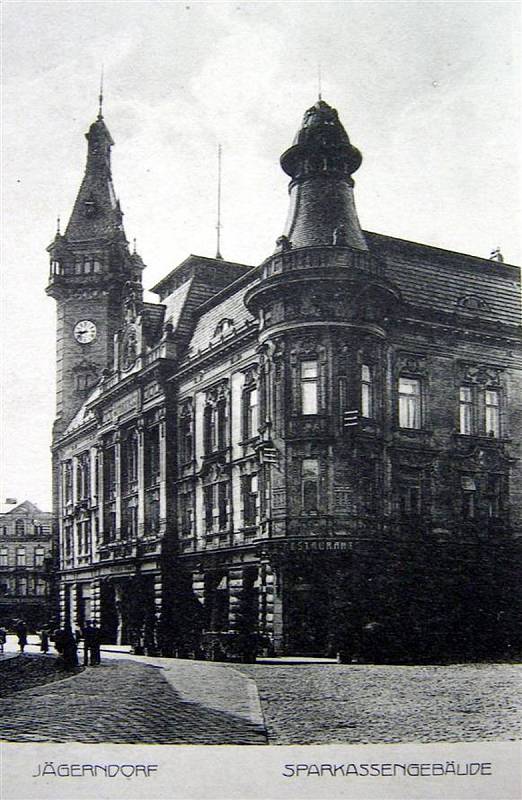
[0,500,51,516]
[63,383,102,436]
[151,254,251,297]
[366,232,521,328]
[185,277,258,358]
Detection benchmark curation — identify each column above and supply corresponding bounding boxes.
[96,439,105,540]
[192,569,205,605]
[270,562,284,654]
[158,411,167,534]
[137,417,145,537]
[228,567,243,631]
[90,579,101,627]
[152,573,162,654]
[114,432,122,538]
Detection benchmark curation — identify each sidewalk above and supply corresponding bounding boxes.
[0,647,267,745]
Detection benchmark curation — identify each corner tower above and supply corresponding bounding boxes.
[46,107,144,438]
[279,99,367,250]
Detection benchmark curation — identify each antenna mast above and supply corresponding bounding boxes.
[317,62,322,101]
[216,144,223,259]
[98,65,104,118]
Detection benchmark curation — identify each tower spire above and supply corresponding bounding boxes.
[98,65,104,119]
[216,143,223,260]
[317,62,322,102]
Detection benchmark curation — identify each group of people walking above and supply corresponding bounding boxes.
[0,618,101,670]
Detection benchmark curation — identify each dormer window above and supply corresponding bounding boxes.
[213,318,234,338]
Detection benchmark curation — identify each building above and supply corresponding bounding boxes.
[0,500,54,629]
[46,98,522,659]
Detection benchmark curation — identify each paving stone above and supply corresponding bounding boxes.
[237,662,522,745]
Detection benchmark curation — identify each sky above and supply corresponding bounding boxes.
[1,0,520,510]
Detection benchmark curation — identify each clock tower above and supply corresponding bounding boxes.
[46,105,144,439]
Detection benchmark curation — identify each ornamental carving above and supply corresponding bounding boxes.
[395,351,428,376]
[121,324,138,371]
[456,295,492,313]
[459,362,503,386]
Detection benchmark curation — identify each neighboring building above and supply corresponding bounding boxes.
[0,500,54,629]
[47,98,522,658]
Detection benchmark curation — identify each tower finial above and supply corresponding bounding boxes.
[98,65,104,119]
[216,143,223,260]
[132,237,137,255]
[56,215,61,235]
[317,62,322,101]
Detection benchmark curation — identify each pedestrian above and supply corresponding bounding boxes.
[61,624,78,670]
[90,621,101,665]
[40,627,50,654]
[0,625,6,655]
[83,620,96,665]
[15,620,27,653]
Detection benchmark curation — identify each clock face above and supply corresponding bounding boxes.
[73,319,97,344]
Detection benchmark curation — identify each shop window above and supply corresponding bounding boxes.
[361,364,374,418]
[398,377,422,429]
[301,360,318,415]
[302,459,319,513]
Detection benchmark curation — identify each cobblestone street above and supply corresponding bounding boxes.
[0,654,266,745]
[238,662,522,745]
[1,651,520,746]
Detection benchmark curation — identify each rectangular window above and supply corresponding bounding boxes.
[179,492,193,536]
[459,386,473,434]
[487,474,501,518]
[399,484,421,516]
[485,389,500,438]
[35,579,46,596]
[103,447,117,499]
[361,364,373,418]
[244,386,258,440]
[301,360,318,415]
[218,482,228,530]
[145,489,160,534]
[179,412,193,464]
[302,458,319,513]
[204,485,214,532]
[0,549,7,567]
[16,547,26,567]
[242,474,258,526]
[398,377,421,429]
[145,427,160,486]
[217,401,227,451]
[461,475,477,519]
[17,577,28,595]
[34,548,45,567]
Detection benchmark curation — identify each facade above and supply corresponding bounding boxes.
[47,99,522,659]
[0,500,54,629]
